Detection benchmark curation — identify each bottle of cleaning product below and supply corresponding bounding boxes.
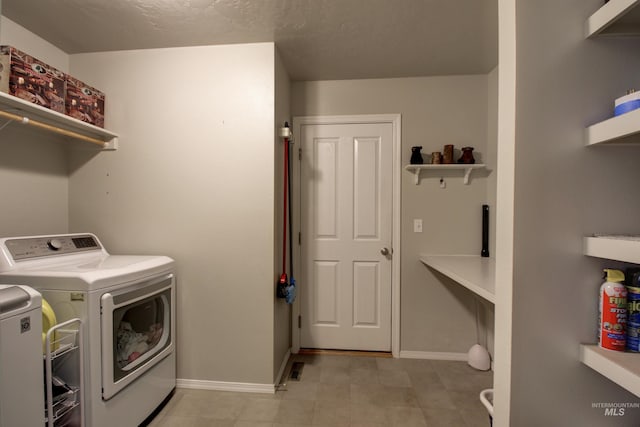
[626,269,640,352]
[599,269,627,351]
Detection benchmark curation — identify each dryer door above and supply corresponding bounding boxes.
[101,273,174,400]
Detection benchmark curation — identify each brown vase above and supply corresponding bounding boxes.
[458,146,475,164]
[443,145,454,164]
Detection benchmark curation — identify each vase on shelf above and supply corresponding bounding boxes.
[410,146,423,164]
[458,146,475,164]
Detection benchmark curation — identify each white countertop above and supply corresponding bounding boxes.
[419,255,495,304]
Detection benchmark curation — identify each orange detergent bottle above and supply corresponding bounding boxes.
[599,269,627,351]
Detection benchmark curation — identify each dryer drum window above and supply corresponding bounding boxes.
[111,288,172,382]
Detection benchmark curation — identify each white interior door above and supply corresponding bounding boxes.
[299,122,393,351]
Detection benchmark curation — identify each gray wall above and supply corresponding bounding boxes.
[292,76,495,356]
[67,43,278,386]
[0,17,70,237]
[0,126,69,236]
[508,0,640,425]
[1,15,293,387]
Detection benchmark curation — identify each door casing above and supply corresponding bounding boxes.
[291,114,401,357]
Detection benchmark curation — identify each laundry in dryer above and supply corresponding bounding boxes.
[117,321,164,366]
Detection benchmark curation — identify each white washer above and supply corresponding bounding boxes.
[0,284,43,427]
[0,233,176,427]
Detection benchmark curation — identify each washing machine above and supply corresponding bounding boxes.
[0,284,44,427]
[0,233,176,427]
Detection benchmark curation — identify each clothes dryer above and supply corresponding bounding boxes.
[0,233,176,427]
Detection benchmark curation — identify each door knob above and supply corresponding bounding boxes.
[380,247,390,256]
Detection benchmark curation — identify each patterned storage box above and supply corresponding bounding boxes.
[65,76,105,128]
[0,46,66,114]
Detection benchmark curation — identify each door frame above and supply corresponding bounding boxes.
[291,114,401,357]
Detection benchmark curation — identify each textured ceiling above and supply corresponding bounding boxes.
[1,0,498,81]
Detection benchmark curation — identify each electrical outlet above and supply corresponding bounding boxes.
[414,219,423,233]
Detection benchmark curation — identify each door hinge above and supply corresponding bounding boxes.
[298,315,301,329]
[298,148,302,160]
[298,232,301,245]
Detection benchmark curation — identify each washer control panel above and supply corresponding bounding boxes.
[5,234,102,260]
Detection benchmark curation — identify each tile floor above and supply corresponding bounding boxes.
[149,353,493,427]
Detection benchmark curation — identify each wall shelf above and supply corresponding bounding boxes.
[0,91,118,150]
[584,1,640,146]
[584,235,640,264]
[420,255,495,304]
[404,164,486,185]
[585,108,640,146]
[582,236,640,398]
[586,0,640,38]
[580,344,640,398]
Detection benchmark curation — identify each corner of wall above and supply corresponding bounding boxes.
[0,15,70,72]
[493,0,516,425]
[273,45,293,383]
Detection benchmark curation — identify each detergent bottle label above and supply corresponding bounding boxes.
[600,285,627,351]
[626,286,640,352]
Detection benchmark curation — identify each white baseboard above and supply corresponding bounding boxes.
[177,350,481,394]
[399,350,468,361]
[177,349,292,395]
[275,348,292,387]
[177,379,275,394]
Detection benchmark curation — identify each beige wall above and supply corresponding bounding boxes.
[67,43,278,385]
[0,16,69,237]
[0,16,68,71]
[1,15,291,386]
[507,0,640,425]
[292,76,495,356]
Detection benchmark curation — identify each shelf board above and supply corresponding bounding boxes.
[420,255,495,304]
[0,91,118,149]
[584,236,640,264]
[586,107,640,146]
[586,0,640,38]
[404,164,486,185]
[580,344,640,398]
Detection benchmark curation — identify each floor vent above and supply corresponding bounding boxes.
[289,362,304,381]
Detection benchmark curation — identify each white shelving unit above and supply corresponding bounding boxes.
[419,255,495,304]
[583,234,640,397]
[584,235,640,264]
[585,0,640,146]
[580,236,640,397]
[586,108,640,146]
[581,1,640,399]
[580,345,640,398]
[585,0,640,37]
[0,91,118,150]
[404,164,486,185]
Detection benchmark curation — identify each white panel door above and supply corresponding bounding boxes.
[300,122,393,351]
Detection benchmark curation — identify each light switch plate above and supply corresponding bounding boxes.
[414,219,423,233]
